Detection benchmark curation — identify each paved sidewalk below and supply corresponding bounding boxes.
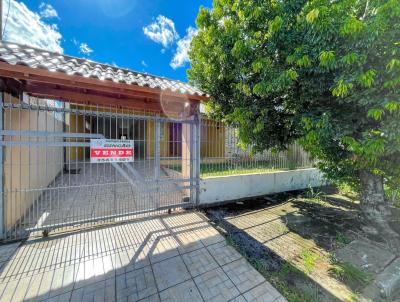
[0,212,285,302]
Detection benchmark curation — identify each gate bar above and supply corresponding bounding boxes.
[0,130,103,139]
[0,92,3,240]
[154,116,161,179]
[25,200,196,233]
[2,102,196,124]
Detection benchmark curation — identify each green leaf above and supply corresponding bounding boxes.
[297,55,312,67]
[252,57,271,73]
[306,8,319,23]
[332,80,353,97]
[365,139,385,155]
[358,69,377,88]
[269,16,283,34]
[341,53,358,65]
[342,136,360,152]
[302,117,312,131]
[340,17,365,36]
[367,108,384,120]
[286,69,298,81]
[319,51,335,68]
[384,101,400,113]
[387,59,400,71]
[253,118,265,134]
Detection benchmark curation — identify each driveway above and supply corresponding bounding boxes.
[0,212,285,302]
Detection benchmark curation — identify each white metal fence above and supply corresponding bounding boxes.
[0,92,314,240]
[0,93,200,240]
[199,119,314,177]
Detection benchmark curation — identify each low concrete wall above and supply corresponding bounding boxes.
[199,168,325,205]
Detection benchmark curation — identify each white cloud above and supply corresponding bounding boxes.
[170,27,198,69]
[3,0,62,53]
[39,3,59,19]
[143,15,179,48]
[79,43,93,55]
[141,60,148,67]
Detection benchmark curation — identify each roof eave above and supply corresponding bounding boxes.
[0,61,209,102]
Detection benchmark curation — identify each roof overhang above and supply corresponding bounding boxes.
[0,61,208,114]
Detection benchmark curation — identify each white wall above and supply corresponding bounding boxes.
[199,168,325,205]
[3,94,64,230]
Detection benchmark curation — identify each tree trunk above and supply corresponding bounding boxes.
[359,170,400,253]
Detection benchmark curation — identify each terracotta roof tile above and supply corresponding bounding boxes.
[0,41,206,97]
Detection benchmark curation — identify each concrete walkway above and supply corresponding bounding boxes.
[0,212,285,302]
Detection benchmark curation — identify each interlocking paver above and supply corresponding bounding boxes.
[44,291,72,302]
[159,280,203,302]
[116,265,157,302]
[136,294,161,302]
[206,241,242,266]
[70,278,115,302]
[75,255,115,288]
[147,236,180,264]
[230,295,247,302]
[0,212,285,302]
[243,282,287,302]
[174,230,205,254]
[0,242,20,262]
[222,259,265,293]
[194,267,239,302]
[195,227,225,246]
[152,256,191,291]
[113,246,151,276]
[182,247,219,277]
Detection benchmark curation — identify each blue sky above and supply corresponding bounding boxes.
[2,0,212,82]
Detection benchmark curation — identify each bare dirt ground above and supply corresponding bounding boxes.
[203,187,400,302]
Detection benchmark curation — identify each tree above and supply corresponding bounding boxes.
[189,0,400,249]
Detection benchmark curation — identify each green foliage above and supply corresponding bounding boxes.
[335,232,350,247]
[305,185,324,202]
[319,51,335,68]
[329,261,371,289]
[189,0,400,190]
[301,249,320,274]
[306,8,319,23]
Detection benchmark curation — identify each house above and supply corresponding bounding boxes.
[0,41,312,240]
[0,40,227,239]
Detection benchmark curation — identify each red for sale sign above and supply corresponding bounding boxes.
[90,139,134,163]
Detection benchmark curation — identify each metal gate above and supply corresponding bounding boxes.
[0,93,200,240]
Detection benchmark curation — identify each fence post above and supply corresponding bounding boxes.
[195,113,201,206]
[154,116,160,180]
[0,92,4,240]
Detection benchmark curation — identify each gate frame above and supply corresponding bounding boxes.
[0,92,4,240]
[0,96,202,239]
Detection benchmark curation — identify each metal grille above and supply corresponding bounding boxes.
[200,119,314,177]
[0,93,200,240]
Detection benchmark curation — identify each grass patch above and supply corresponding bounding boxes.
[337,183,359,199]
[217,231,321,302]
[166,161,286,178]
[304,186,325,202]
[335,232,350,247]
[329,260,371,290]
[301,249,320,274]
